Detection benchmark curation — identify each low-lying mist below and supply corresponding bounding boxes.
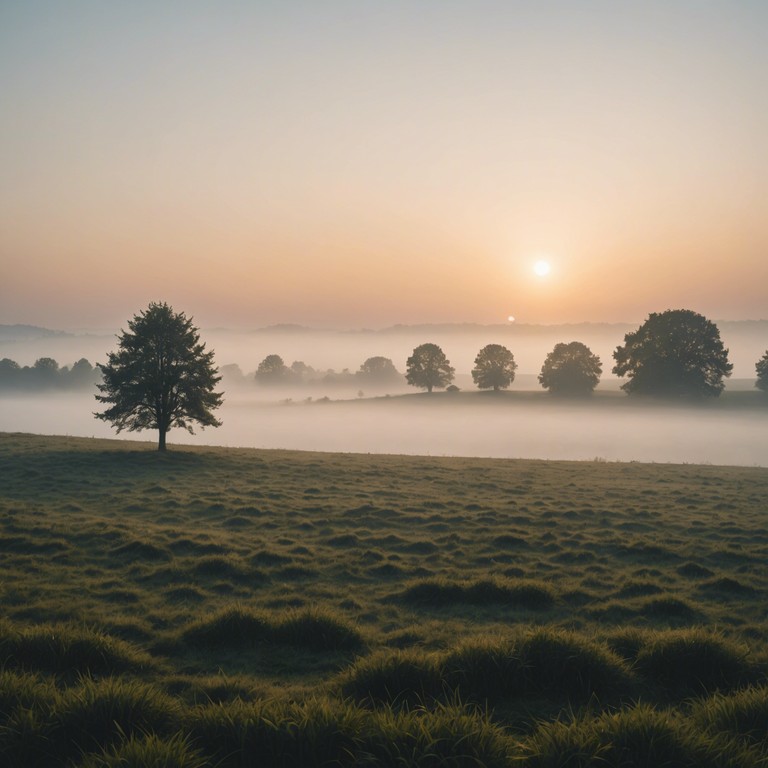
[2,390,766,467]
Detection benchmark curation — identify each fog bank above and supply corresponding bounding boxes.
[2,391,766,467]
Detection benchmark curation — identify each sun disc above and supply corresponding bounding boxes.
[533,259,551,277]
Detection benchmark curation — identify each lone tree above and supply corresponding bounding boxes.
[612,309,732,397]
[539,341,602,396]
[756,351,768,393]
[94,302,223,451]
[472,344,517,391]
[405,343,454,393]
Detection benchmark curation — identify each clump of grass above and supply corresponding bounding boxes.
[359,700,515,768]
[0,621,155,679]
[338,649,443,706]
[634,629,758,696]
[190,555,251,580]
[342,629,633,709]
[186,696,514,767]
[75,732,208,768]
[677,562,715,579]
[697,577,756,596]
[0,668,59,720]
[637,595,699,622]
[523,703,763,768]
[0,701,57,768]
[109,539,171,562]
[273,608,365,652]
[512,628,634,702]
[603,627,653,663]
[441,637,519,704]
[395,577,556,610]
[691,685,768,752]
[54,676,181,760]
[181,606,363,652]
[181,606,271,648]
[185,696,365,767]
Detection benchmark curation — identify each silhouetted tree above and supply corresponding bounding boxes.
[471,344,517,391]
[66,358,98,388]
[612,309,732,397]
[357,356,401,385]
[31,357,60,388]
[94,302,222,451]
[406,343,454,393]
[255,354,291,386]
[0,358,21,387]
[539,341,602,396]
[219,363,247,388]
[290,360,315,384]
[756,351,768,393]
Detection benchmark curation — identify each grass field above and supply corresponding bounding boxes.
[1,431,767,766]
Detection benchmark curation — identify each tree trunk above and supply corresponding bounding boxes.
[158,429,167,451]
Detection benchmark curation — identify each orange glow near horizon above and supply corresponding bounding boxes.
[1,3,768,330]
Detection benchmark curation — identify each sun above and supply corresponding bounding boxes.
[533,259,551,277]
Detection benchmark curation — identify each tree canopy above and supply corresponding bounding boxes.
[94,302,222,450]
[405,343,454,393]
[612,309,732,397]
[471,344,517,391]
[539,341,602,396]
[255,354,291,386]
[357,356,401,385]
[756,351,768,393]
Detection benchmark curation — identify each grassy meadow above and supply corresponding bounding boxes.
[1,430,768,766]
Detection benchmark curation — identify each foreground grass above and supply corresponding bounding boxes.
[1,432,767,766]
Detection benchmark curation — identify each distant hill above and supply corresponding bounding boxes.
[0,324,72,341]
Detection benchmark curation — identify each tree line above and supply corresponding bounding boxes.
[0,357,100,390]
[91,304,768,450]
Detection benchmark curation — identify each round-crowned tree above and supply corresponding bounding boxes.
[612,309,732,397]
[94,302,223,451]
[756,351,768,393]
[357,356,402,385]
[405,343,454,393]
[255,354,291,386]
[472,344,517,391]
[539,341,602,396]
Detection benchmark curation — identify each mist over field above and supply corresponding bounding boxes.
[1,321,767,466]
[1,389,766,468]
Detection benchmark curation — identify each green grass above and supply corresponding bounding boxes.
[1,431,767,766]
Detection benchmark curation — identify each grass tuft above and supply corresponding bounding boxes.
[396,577,556,609]
[634,629,759,696]
[0,621,155,679]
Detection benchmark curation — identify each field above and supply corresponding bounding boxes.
[1,431,768,766]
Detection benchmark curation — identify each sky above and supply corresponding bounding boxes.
[1,1,767,331]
